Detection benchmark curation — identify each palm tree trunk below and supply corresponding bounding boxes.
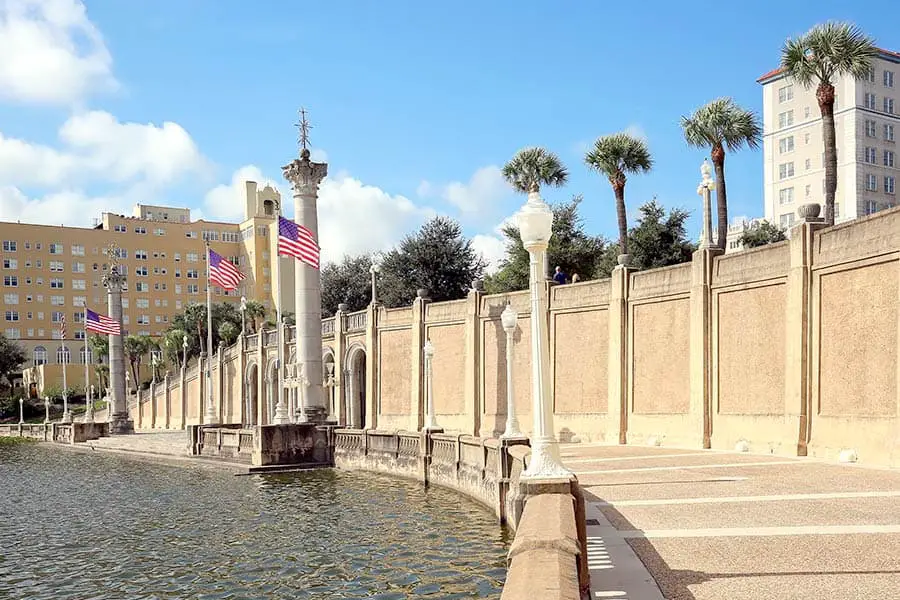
[711,144,728,250]
[613,177,628,256]
[818,83,837,226]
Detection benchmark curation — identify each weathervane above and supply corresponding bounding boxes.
[294,107,312,152]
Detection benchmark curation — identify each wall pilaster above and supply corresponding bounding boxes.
[606,265,630,444]
[333,306,347,425]
[365,303,378,429]
[689,247,722,449]
[164,372,171,429]
[463,284,483,435]
[409,293,430,431]
[217,343,225,424]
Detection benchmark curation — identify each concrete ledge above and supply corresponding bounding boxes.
[508,493,580,560]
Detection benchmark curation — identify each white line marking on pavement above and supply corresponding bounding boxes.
[596,490,900,507]
[584,507,665,599]
[576,460,802,475]
[564,452,705,464]
[616,524,900,539]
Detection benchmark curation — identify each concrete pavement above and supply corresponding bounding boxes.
[562,443,900,600]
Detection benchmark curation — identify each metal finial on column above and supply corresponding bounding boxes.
[697,159,716,249]
[294,107,313,155]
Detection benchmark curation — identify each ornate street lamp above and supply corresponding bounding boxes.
[18,397,24,425]
[516,187,569,478]
[83,383,95,424]
[369,253,382,306]
[240,296,248,335]
[44,397,50,424]
[283,361,308,423]
[423,339,439,430]
[151,355,160,384]
[697,159,716,249]
[182,334,189,368]
[125,370,131,397]
[324,362,336,422]
[500,303,524,439]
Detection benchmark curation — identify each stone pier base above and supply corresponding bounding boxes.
[107,416,134,435]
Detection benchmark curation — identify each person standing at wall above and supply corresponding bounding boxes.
[553,266,568,285]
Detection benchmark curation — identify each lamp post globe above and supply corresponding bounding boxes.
[500,303,518,333]
[500,302,524,439]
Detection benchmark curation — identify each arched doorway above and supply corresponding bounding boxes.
[344,346,366,429]
[265,358,279,425]
[245,361,259,426]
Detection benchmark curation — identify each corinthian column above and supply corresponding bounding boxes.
[282,148,329,423]
[103,244,133,434]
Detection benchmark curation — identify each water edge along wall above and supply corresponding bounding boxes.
[129,206,900,467]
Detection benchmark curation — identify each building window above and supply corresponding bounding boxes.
[5,310,19,321]
[885,150,895,167]
[865,147,878,163]
[72,279,86,290]
[72,262,85,273]
[885,70,895,87]
[187,253,198,263]
[51,295,64,306]
[804,158,811,171]
[865,93,877,109]
[185,231,197,239]
[886,176,896,194]
[187,284,199,294]
[51,311,64,323]
[49,260,64,272]
[202,230,220,242]
[777,110,794,128]
[865,200,878,215]
[3,258,17,269]
[135,250,148,260]
[48,243,63,254]
[804,184,811,198]
[134,226,147,234]
[240,227,254,241]
[778,162,795,179]
[73,296,86,307]
[137,315,149,325]
[779,213,794,229]
[778,85,793,102]
[71,245,85,256]
[186,269,199,279]
[3,293,18,304]
[175,284,182,294]
[3,241,16,252]
[886,124,896,142]
[154,228,166,236]
[884,97,895,115]
[33,346,47,366]
[136,298,149,309]
[56,346,71,364]
[803,106,810,119]
[50,278,64,289]
[778,188,794,205]
[4,275,18,287]
[135,282,149,292]
[80,347,92,364]
[778,136,795,154]
[866,173,878,191]
[135,266,148,277]
[866,120,877,137]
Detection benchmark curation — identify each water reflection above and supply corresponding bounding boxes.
[0,445,509,599]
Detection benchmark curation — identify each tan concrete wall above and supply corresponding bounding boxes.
[145,206,900,466]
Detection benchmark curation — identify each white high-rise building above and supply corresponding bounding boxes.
[759,48,900,228]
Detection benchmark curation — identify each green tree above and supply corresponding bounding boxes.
[243,300,267,333]
[737,221,787,249]
[123,334,152,387]
[162,328,187,368]
[88,334,109,364]
[378,216,485,308]
[585,133,653,258]
[502,146,569,194]
[218,321,239,346]
[486,195,607,293]
[596,200,696,275]
[321,254,373,317]
[681,98,762,250]
[0,334,26,390]
[781,22,877,225]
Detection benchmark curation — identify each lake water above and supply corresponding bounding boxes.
[0,443,510,599]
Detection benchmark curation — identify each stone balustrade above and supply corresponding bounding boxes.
[0,422,107,444]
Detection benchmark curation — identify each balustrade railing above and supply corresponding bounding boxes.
[346,311,367,333]
[322,317,335,336]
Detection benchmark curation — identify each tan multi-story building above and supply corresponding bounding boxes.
[759,48,900,228]
[2,181,295,392]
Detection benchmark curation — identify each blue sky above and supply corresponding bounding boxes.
[1,0,898,267]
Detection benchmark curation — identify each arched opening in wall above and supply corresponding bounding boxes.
[345,346,366,429]
[263,200,275,216]
[265,358,279,425]
[245,362,259,426]
[323,351,336,422]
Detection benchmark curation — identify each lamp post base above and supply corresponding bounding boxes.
[107,415,134,435]
[521,436,571,479]
[61,411,73,424]
[297,405,328,424]
[272,400,291,425]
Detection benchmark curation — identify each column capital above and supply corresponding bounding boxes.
[282,153,328,194]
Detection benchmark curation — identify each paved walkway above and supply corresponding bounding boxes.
[561,443,900,600]
[85,430,189,457]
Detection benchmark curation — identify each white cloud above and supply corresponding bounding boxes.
[0,185,130,227]
[418,165,510,215]
[472,234,507,274]
[0,110,211,189]
[0,0,117,106]
[203,165,280,222]
[317,174,435,264]
[623,124,648,142]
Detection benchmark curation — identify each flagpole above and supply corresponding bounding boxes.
[83,308,93,423]
[61,321,70,423]
[204,243,218,424]
[273,219,289,424]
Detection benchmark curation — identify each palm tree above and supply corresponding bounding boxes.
[502,147,568,278]
[243,300,267,334]
[584,133,653,257]
[218,321,239,346]
[682,98,762,250]
[781,22,877,225]
[502,147,569,194]
[123,334,152,388]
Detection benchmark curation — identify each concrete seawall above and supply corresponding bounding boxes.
[333,428,590,599]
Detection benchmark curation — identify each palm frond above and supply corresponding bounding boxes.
[584,133,653,179]
[781,21,877,88]
[502,147,569,194]
[681,98,761,153]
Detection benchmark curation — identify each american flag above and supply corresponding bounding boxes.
[59,314,66,339]
[85,308,121,336]
[278,216,320,270]
[209,249,245,291]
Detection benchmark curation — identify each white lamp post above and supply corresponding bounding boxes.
[500,303,524,439]
[151,355,159,384]
[369,253,382,306]
[240,296,248,336]
[697,159,716,249]
[182,334,189,367]
[44,397,50,424]
[324,362,336,422]
[18,397,24,424]
[83,382,95,423]
[423,339,439,430]
[517,188,570,478]
[125,370,131,397]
